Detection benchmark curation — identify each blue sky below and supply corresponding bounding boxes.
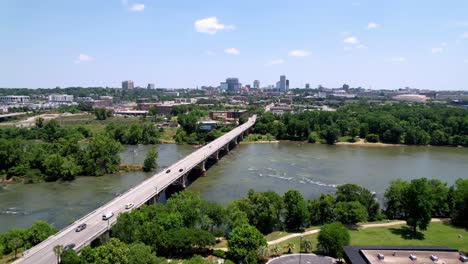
[1,0,468,90]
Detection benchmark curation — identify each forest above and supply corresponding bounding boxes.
[253,103,468,146]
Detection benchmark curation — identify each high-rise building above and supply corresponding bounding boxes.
[305,83,310,89]
[253,80,260,89]
[147,83,155,90]
[220,82,228,91]
[276,75,288,92]
[122,80,134,90]
[226,78,241,92]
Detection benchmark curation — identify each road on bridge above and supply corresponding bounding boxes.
[15,115,256,264]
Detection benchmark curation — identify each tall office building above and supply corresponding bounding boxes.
[147,83,155,90]
[253,80,260,89]
[122,80,134,90]
[276,75,288,92]
[226,78,241,92]
[305,83,310,89]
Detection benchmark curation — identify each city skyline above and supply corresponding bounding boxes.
[1,0,468,90]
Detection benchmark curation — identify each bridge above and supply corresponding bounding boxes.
[15,115,256,264]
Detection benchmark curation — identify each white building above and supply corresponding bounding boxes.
[0,95,30,104]
[48,94,74,103]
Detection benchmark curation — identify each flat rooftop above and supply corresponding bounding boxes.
[344,246,465,264]
[362,249,461,264]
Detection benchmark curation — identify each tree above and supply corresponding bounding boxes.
[403,178,433,232]
[95,238,130,264]
[244,250,258,264]
[26,220,56,247]
[60,249,82,264]
[333,201,368,224]
[317,222,350,258]
[336,183,380,221]
[53,245,64,264]
[283,190,308,231]
[128,242,161,264]
[451,178,468,227]
[80,246,97,264]
[143,149,158,172]
[384,179,409,219]
[228,224,266,260]
[43,154,81,181]
[301,240,313,253]
[80,134,122,176]
[232,189,283,234]
[321,125,340,145]
[308,194,335,225]
[94,108,110,120]
[365,134,379,143]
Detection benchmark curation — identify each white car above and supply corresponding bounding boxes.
[102,211,114,220]
[125,203,134,209]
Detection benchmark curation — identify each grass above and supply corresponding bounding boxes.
[213,239,228,249]
[160,127,177,143]
[350,222,468,252]
[273,222,468,254]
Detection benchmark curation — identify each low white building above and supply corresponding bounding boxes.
[48,94,74,103]
[0,95,30,104]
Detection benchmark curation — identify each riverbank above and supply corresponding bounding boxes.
[336,138,404,147]
[240,140,280,144]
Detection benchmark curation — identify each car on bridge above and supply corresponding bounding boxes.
[75,223,87,232]
[64,243,76,251]
[102,211,114,220]
[125,203,134,209]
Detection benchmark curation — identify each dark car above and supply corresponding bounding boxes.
[166,169,171,173]
[64,243,76,251]
[179,168,183,172]
[75,223,87,232]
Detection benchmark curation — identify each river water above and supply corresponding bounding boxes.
[1,142,467,233]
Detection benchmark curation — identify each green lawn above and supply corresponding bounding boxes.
[350,222,468,252]
[274,222,468,254]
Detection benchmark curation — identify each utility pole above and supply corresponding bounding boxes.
[299,235,303,264]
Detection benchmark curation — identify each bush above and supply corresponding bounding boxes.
[308,132,319,143]
[212,249,226,259]
[365,134,379,143]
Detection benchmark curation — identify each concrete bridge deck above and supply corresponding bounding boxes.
[15,115,256,264]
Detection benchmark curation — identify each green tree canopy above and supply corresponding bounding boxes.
[317,222,350,258]
[283,190,308,231]
[228,224,266,260]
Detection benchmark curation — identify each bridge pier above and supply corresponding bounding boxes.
[209,150,219,162]
[196,160,207,176]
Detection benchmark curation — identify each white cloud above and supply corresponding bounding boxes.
[367,22,378,29]
[343,36,359,44]
[356,44,367,49]
[195,17,234,35]
[390,57,406,62]
[441,42,448,46]
[130,3,145,11]
[267,59,285,65]
[224,48,240,55]
[289,50,312,57]
[344,46,353,51]
[204,50,215,56]
[431,47,443,54]
[461,32,468,38]
[74,54,93,63]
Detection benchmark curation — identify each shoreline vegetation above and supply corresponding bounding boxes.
[3,178,466,263]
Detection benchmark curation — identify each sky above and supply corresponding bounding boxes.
[1,0,468,90]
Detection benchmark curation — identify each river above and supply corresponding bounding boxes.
[1,142,467,233]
